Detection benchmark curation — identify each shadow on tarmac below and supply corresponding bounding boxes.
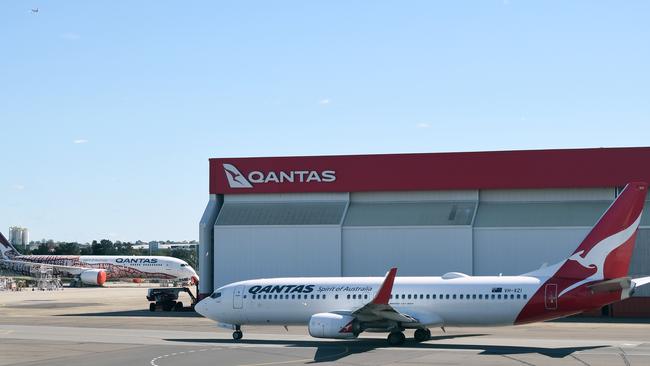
[57,309,201,318]
[165,333,605,362]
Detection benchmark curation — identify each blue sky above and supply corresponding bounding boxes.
[1,1,649,243]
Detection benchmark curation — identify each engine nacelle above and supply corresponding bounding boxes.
[80,269,107,286]
[308,313,358,339]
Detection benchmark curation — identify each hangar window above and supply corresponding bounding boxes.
[474,201,611,227]
[216,202,347,225]
[344,202,476,226]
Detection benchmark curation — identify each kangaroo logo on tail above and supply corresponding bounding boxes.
[560,214,642,297]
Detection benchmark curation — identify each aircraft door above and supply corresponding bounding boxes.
[233,285,245,309]
[544,283,558,310]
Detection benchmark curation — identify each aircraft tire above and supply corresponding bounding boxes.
[387,331,405,346]
[149,303,156,312]
[414,328,430,342]
[233,330,243,340]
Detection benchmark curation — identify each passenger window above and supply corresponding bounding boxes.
[310,294,314,299]
[497,295,502,299]
[517,294,521,299]
[364,294,368,299]
[432,294,436,299]
[524,294,528,299]
[472,294,476,299]
[274,295,278,299]
[426,294,430,299]
[445,294,450,299]
[297,294,301,299]
[347,294,351,299]
[452,294,456,299]
[401,294,405,299]
[420,294,424,299]
[460,294,464,299]
[510,294,514,299]
[263,295,267,299]
[323,295,326,300]
[335,294,339,299]
[316,294,320,299]
[478,294,482,299]
[407,294,411,299]
[252,294,256,299]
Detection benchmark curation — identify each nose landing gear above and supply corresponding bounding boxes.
[232,325,243,340]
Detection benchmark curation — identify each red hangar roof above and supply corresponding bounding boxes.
[209,147,650,195]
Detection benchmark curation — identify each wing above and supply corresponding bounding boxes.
[351,268,420,324]
[1,258,93,277]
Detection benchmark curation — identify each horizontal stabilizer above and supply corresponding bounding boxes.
[587,277,631,293]
[632,276,650,289]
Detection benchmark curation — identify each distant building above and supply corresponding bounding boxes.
[8,227,29,249]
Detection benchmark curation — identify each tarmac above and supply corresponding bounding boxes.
[1,287,650,365]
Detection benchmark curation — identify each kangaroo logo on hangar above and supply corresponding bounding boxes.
[222,163,336,188]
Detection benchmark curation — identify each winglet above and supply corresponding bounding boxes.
[372,267,397,304]
[0,232,9,245]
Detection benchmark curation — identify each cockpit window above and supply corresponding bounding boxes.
[180,264,187,267]
[210,292,222,299]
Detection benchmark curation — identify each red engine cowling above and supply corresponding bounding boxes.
[80,269,107,286]
[308,313,358,339]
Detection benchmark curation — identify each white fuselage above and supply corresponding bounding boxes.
[197,275,543,327]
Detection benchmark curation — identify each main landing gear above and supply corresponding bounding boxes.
[387,331,406,346]
[414,328,431,342]
[232,325,243,340]
[387,328,431,346]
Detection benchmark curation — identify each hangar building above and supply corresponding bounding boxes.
[199,147,650,316]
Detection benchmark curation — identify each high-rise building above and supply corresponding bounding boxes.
[8,226,29,249]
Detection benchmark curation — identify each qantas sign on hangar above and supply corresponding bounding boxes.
[199,147,650,316]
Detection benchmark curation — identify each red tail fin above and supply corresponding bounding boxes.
[565,182,646,280]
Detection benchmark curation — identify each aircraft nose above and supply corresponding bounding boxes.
[195,298,210,318]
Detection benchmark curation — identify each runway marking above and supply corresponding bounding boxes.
[149,346,350,366]
[570,354,592,366]
[499,354,536,366]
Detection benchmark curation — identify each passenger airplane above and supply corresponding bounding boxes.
[0,235,198,286]
[196,182,650,345]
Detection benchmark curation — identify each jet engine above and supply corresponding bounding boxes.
[308,313,359,339]
[80,269,107,286]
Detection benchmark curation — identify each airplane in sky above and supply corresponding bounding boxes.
[0,234,199,286]
[196,182,650,345]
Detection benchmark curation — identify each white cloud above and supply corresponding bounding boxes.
[13,184,25,191]
[318,98,331,105]
[416,122,431,128]
[60,32,81,40]
[73,139,88,144]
